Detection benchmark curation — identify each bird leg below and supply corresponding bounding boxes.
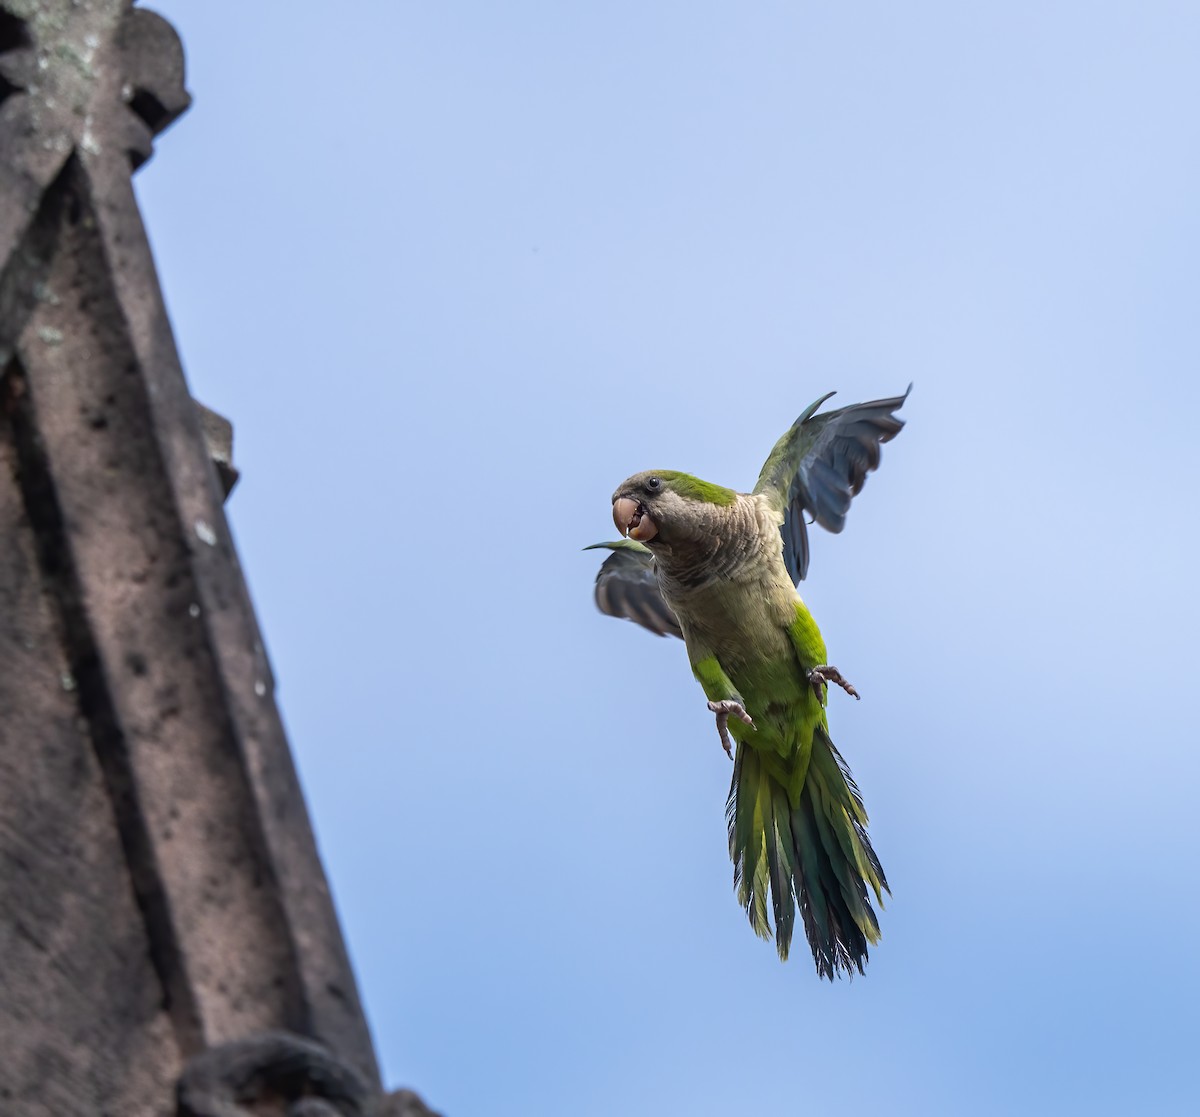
[807,665,861,702]
[707,699,755,759]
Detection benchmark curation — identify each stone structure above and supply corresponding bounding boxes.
[0,4,432,1114]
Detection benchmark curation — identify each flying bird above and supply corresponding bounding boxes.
[588,388,908,978]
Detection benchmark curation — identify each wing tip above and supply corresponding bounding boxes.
[798,390,838,427]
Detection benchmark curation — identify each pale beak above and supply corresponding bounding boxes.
[612,496,658,542]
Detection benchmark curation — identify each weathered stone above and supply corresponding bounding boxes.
[195,401,239,499]
[0,4,431,1114]
[177,1033,445,1117]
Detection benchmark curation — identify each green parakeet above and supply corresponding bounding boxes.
[588,388,908,978]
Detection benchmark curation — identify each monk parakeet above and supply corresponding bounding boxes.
[588,388,908,978]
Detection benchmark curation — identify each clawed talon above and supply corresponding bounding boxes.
[808,665,860,702]
[707,699,755,759]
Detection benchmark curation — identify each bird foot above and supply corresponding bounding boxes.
[808,665,860,702]
[707,699,755,759]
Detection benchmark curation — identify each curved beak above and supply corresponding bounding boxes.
[612,496,658,542]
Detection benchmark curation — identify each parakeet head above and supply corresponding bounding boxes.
[611,470,738,546]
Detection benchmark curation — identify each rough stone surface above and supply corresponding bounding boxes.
[196,401,240,498]
[0,4,420,1114]
[0,390,180,1117]
[177,1034,444,1117]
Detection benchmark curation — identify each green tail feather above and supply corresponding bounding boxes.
[726,725,888,978]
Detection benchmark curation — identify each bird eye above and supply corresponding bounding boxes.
[645,477,661,493]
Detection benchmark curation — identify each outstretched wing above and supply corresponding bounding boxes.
[584,541,682,639]
[754,386,910,583]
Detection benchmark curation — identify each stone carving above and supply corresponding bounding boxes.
[177,1032,443,1117]
[0,5,430,1114]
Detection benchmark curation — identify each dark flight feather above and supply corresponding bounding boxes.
[755,385,911,582]
[584,541,682,639]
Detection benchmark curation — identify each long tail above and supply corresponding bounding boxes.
[726,725,888,978]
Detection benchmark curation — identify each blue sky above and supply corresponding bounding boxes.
[139,4,1199,1114]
